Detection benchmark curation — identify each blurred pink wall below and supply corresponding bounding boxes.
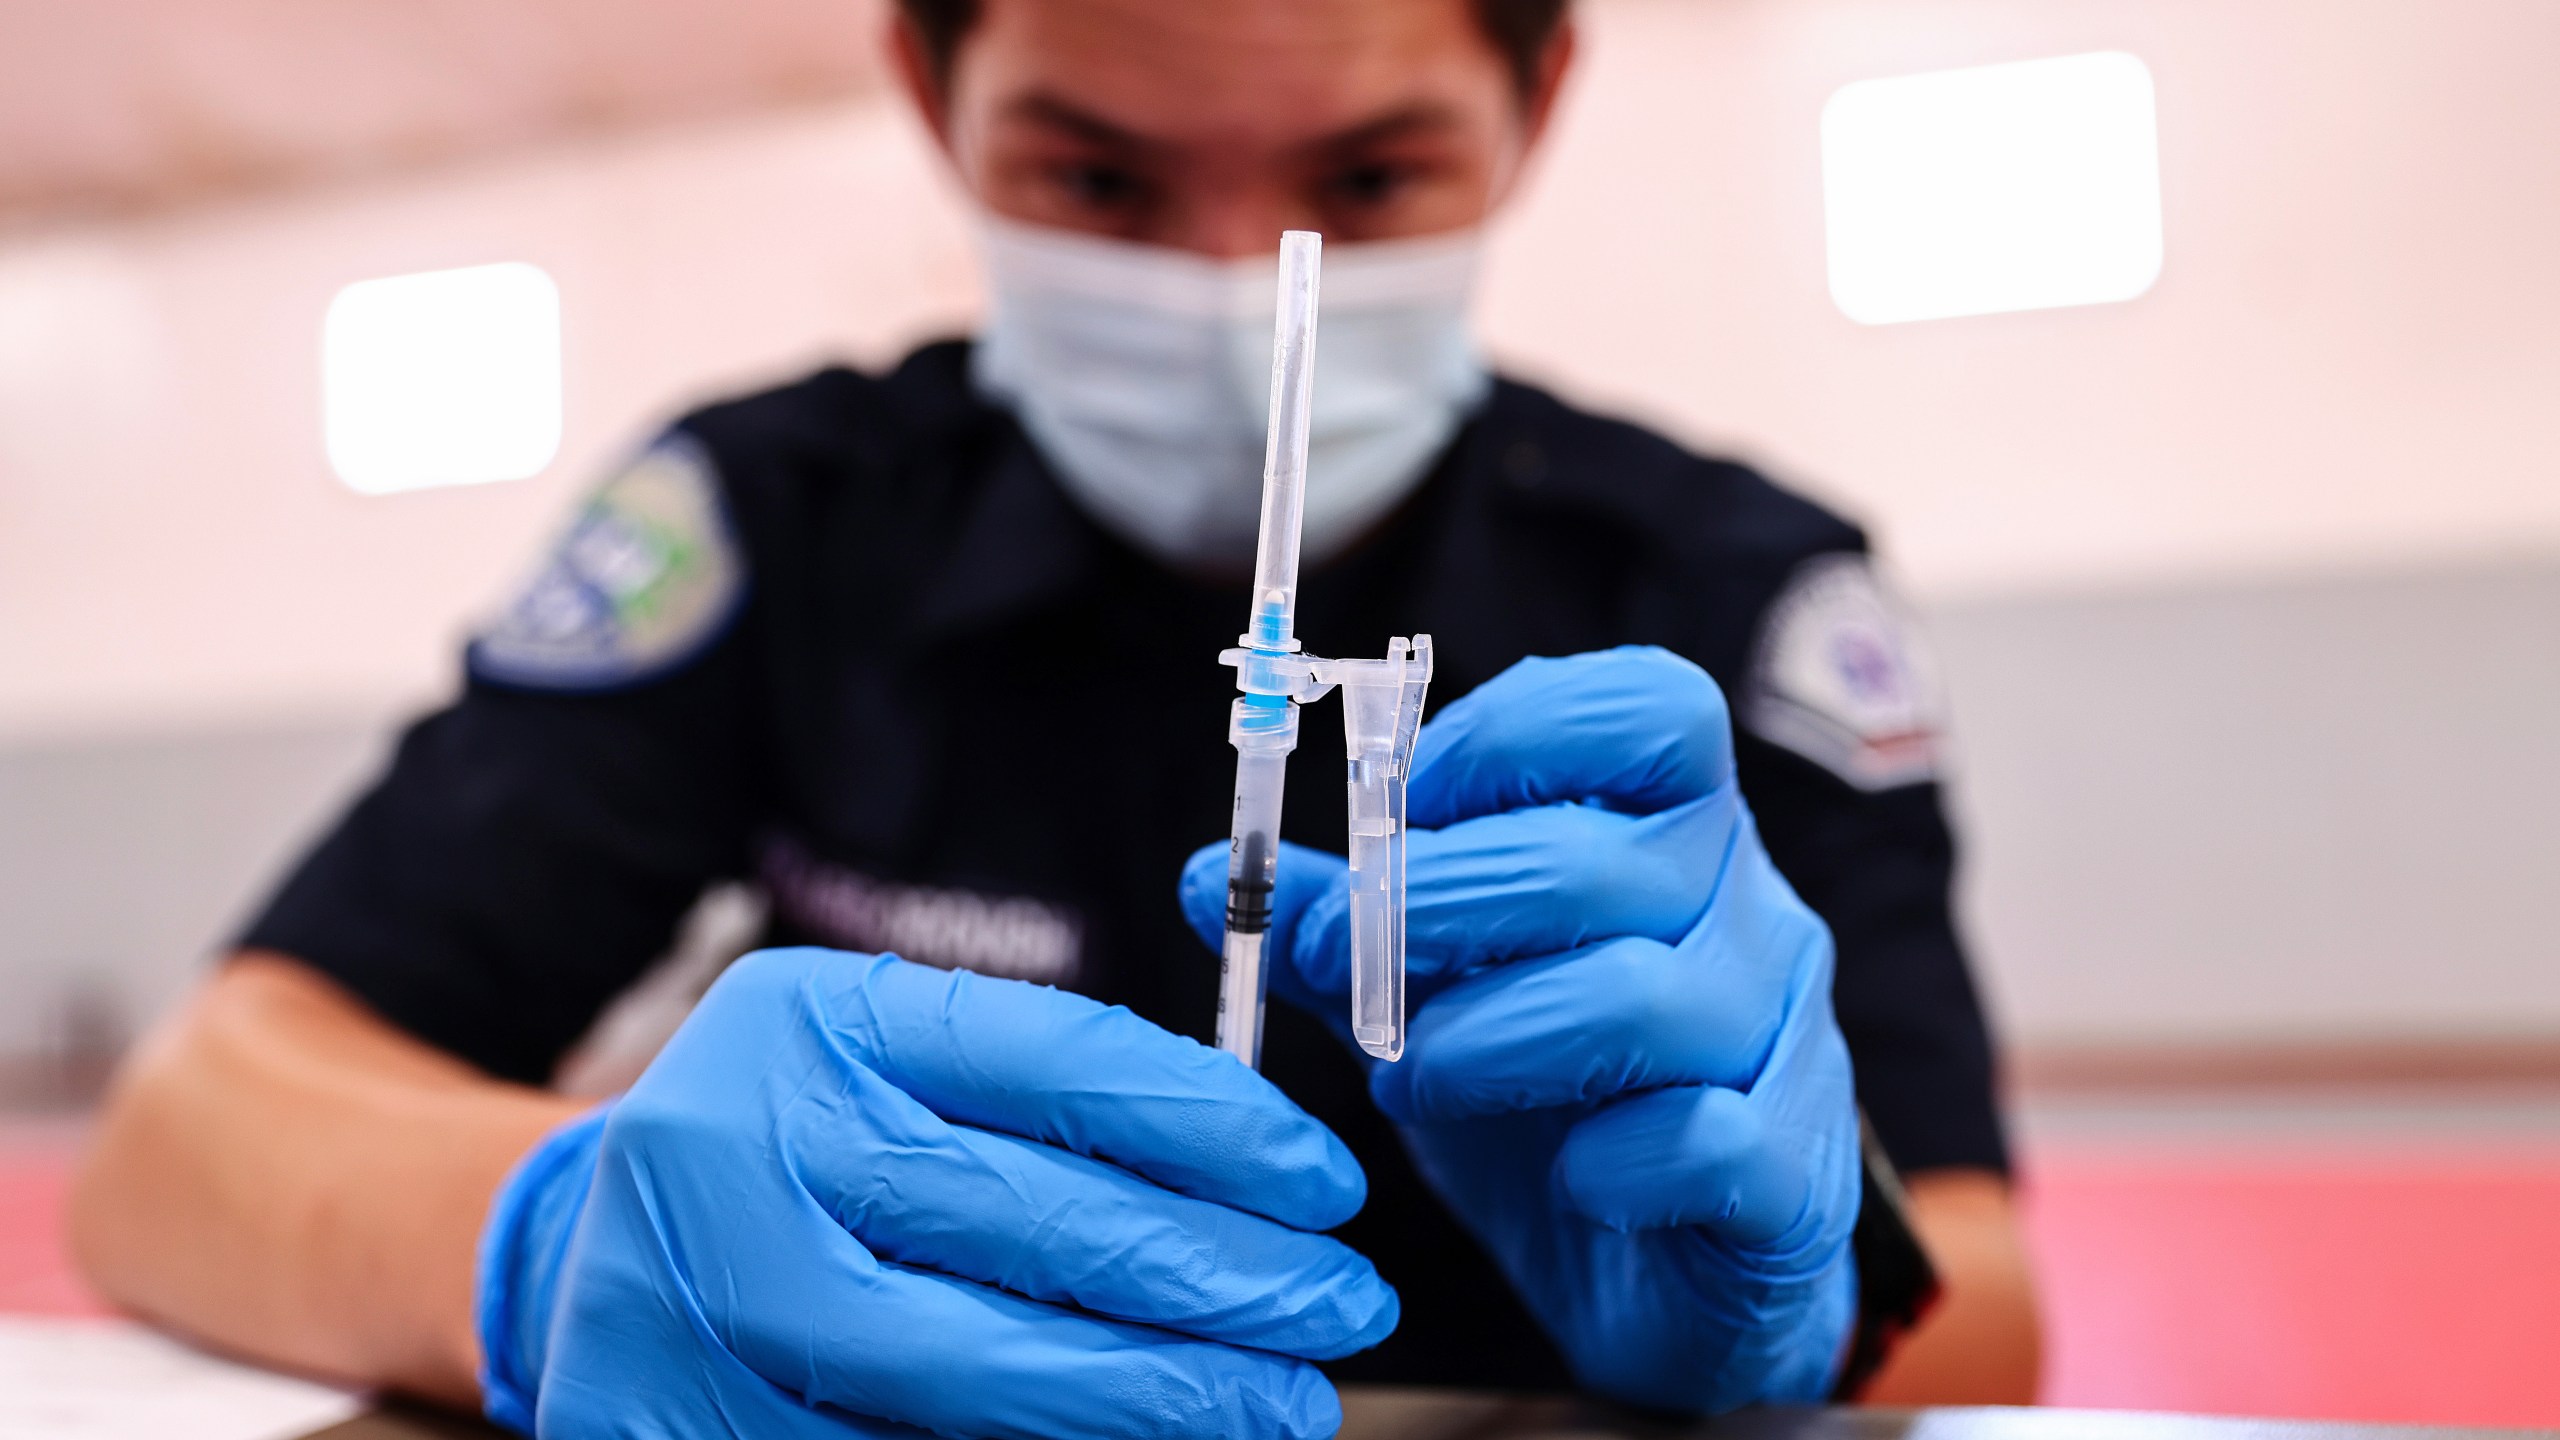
[0,0,889,227]
[0,100,978,742]
[1,0,2556,742]
[1481,0,2560,598]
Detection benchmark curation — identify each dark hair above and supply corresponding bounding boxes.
[896,0,1570,101]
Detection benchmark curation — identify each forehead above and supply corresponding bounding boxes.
[956,0,1508,136]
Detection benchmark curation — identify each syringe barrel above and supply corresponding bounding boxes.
[1245,231,1322,651]
[1215,697,1297,1069]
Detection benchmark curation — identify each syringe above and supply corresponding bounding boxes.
[1214,231,1433,1070]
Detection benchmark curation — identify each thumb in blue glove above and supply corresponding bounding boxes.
[477,947,1398,1439]
[1182,646,1859,1413]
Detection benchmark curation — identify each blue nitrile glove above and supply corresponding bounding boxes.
[474,947,1397,1440]
[1182,647,1859,1413]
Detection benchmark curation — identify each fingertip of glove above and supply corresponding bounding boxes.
[1310,1269,1401,1361]
[1266,1126,1368,1233]
[1189,1062,1370,1230]
[1269,1364,1345,1440]
[1256,1255,1400,1362]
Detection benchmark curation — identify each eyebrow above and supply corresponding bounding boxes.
[1311,103,1469,154]
[1001,94,1161,156]
[998,93,1468,158]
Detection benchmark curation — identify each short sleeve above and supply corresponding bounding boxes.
[238,433,765,1082]
[1734,554,2010,1177]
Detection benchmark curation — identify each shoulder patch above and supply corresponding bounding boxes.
[469,435,744,691]
[1742,554,1943,790]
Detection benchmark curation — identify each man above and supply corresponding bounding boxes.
[71,0,2039,1435]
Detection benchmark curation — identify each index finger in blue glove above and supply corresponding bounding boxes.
[1182,798,1740,1013]
[1367,937,1760,1122]
[700,1198,1347,1440]
[1407,646,1735,829]
[1554,959,1860,1260]
[1366,838,1824,1123]
[1554,1088,1818,1249]
[784,951,1365,1233]
[1374,794,1736,983]
[787,1063,1396,1358]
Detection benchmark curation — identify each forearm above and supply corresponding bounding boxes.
[1862,1168,2043,1405]
[69,952,584,1406]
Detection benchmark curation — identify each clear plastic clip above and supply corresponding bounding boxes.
[1217,634,1434,1060]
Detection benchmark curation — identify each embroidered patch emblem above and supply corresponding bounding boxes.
[469,435,743,690]
[1743,554,1943,790]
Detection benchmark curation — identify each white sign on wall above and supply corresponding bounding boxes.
[323,260,563,494]
[1821,51,2165,326]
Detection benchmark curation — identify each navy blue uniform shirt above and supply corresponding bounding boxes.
[244,340,2006,1391]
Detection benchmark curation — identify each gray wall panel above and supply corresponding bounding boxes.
[1933,562,2560,1045]
[1,559,2554,1065]
[0,721,392,1056]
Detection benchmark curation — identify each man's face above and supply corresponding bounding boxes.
[895,0,1569,256]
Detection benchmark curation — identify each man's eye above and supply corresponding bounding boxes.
[1326,162,1410,207]
[1055,163,1145,210]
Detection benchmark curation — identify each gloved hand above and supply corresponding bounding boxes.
[1182,646,1859,1412]
[475,947,1397,1439]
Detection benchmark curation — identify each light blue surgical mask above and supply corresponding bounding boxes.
[972,217,1490,571]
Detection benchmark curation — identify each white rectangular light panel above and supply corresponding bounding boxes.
[323,261,562,493]
[1822,51,2163,326]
